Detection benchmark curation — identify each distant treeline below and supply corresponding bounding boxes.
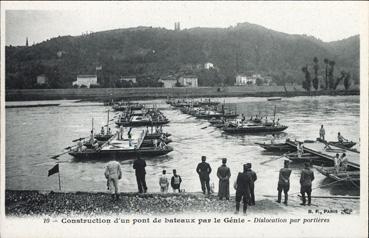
[5,23,359,89]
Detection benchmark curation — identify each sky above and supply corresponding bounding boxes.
[3,1,363,46]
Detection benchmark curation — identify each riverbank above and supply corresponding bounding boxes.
[5,190,359,216]
[5,86,359,101]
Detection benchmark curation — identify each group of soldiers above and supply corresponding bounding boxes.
[104,155,182,201]
[104,155,315,214]
[195,156,314,214]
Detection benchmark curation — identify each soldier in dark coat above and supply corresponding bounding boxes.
[277,160,292,205]
[235,164,252,214]
[300,162,315,206]
[246,163,257,205]
[217,158,231,200]
[196,156,212,195]
[133,154,147,193]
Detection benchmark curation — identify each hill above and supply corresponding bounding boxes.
[5,22,359,89]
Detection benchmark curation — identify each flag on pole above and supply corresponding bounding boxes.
[48,164,59,177]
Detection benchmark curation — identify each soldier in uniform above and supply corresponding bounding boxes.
[217,158,231,200]
[276,160,292,205]
[171,169,182,193]
[133,155,148,193]
[104,160,122,201]
[246,163,257,205]
[300,162,315,206]
[196,156,212,195]
[235,164,252,214]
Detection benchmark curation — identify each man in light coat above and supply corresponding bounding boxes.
[105,160,122,201]
[217,158,231,200]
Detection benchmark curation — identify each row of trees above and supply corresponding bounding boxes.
[301,57,351,91]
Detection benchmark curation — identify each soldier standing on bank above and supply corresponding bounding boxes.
[133,154,148,193]
[276,160,292,205]
[300,162,315,206]
[104,160,122,201]
[196,156,212,195]
[246,163,257,206]
[234,164,252,215]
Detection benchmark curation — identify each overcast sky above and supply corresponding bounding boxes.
[4,1,362,46]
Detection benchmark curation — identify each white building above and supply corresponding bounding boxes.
[159,79,177,88]
[204,62,214,70]
[73,75,98,88]
[235,74,258,86]
[159,75,177,88]
[235,75,248,85]
[179,75,198,87]
[119,76,137,84]
[36,75,47,85]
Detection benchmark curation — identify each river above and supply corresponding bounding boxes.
[5,96,360,197]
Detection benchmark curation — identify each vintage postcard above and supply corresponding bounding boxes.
[1,1,368,237]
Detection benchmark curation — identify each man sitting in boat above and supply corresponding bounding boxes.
[100,127,105,135]
[77,140,83,152]
[107,128,112,135]
[241,114,246,123]
[337,132,347,143]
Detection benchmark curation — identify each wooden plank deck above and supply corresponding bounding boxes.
[285,140,360,169]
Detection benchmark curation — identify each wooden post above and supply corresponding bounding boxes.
[107,110,109,135]
[58,166,61,191]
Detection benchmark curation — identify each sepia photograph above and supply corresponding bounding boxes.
[1,1,368,237]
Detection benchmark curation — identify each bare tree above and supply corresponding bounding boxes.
[323,58,329,90]
[312,57,319,90]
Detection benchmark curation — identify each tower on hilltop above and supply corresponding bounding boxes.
[174,22,180,31]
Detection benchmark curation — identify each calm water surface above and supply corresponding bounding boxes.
[6,96,360,197]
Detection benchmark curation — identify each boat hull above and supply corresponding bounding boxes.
[255,142,295,152]
[115,120,169,127]
[223,125,288,134]
[69,146,173,160]
[315,166,360,183]
[194,114,238,119]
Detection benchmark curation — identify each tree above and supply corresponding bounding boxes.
[344,72,351,90]
[312,57,319,90]
[323,58,329,90]
[328,60,335,89]
[333,71,345,90]
[301,66,311,92]
[255,77,263,86]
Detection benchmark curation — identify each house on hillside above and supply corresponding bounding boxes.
[36,74,48,85]
[235,74,261,86]
[178,75,198,87]
[159,75,177,88]
[73,75,98,88]
[204,62,214,70]
[235,74,248,85]
[119,76,137,84]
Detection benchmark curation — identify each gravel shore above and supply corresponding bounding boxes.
[5,190,359,217]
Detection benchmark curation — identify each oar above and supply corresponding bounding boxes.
[51,150,72,160]
[72,137,87,142]
[260,153,288,165]
[64,145,78,150]
[201,126,208,129]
